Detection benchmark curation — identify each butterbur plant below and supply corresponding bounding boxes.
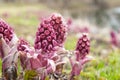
[70,33,93,80]
[0,19,18,80]
[0,13,93,80]
[75,33,90,60]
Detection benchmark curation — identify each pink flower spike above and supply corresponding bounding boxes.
[0,19,14,44]
[75,33,90,60]
[34,13,68,53]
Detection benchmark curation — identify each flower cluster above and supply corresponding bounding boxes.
[0,19,14,43]
[75,33,90,60]
[34,13,67,53]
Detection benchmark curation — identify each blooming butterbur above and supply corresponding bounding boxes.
[75,33,90,60]
[70,33,92,79]
[0,13,93,80]
[34,13,67,53]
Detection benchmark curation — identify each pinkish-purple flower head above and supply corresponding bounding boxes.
[0,19,14,44]
[75,33,90,60]
[34,13,67,53]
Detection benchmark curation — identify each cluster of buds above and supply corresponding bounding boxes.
[0,19,13,44]
[34,13,67,53]
[75,33,90,60]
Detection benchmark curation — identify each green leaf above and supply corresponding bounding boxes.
[24,70,37,80]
